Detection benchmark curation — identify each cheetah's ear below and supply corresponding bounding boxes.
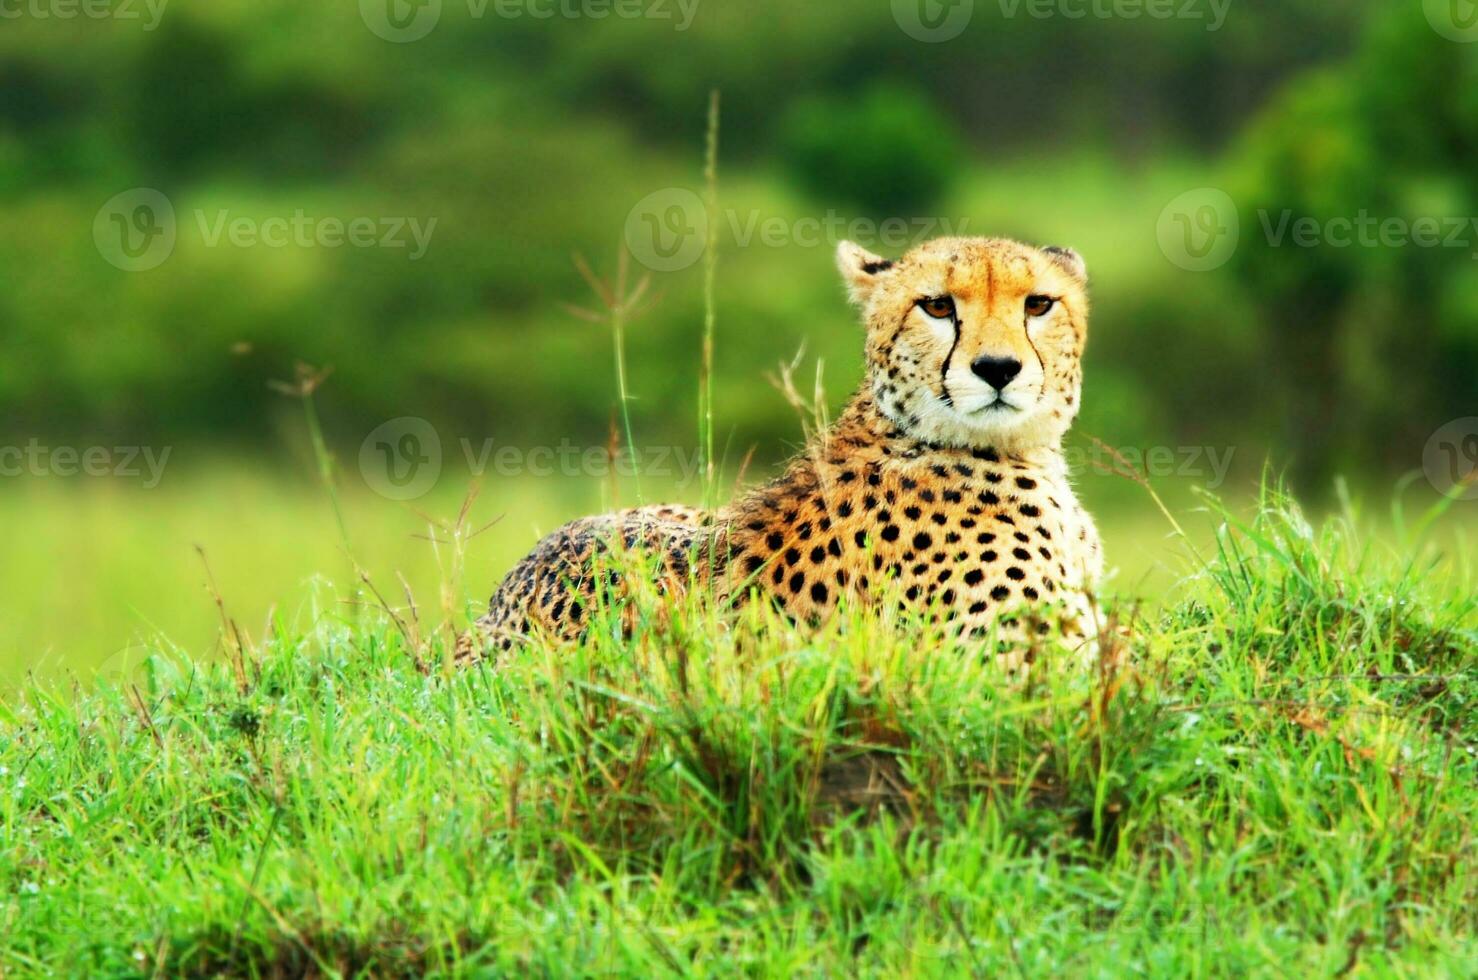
[836,240,894,305]
[1041,245,1087,284]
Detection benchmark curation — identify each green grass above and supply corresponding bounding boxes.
[2,488,1474,976]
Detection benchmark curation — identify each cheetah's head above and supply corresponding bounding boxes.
[837,236,1089,453]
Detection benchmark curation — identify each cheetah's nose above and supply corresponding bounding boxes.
[970,355,1022,391]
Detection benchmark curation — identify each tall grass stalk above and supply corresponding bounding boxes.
[270,364,352,559]
[699,89,721,512]
[569,252,653,507]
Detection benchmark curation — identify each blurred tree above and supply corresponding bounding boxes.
[127,20,379,183]
[1227,6,1478,490]
[778,83,960,216]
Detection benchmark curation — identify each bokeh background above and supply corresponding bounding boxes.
[2,0,1475,681]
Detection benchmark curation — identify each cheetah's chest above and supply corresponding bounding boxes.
[729,454,1095,634]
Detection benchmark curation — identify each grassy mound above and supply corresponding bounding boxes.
[2,493,1474,976]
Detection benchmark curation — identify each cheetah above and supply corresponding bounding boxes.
[459,236,1103,666]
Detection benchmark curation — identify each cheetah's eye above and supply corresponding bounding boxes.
[1024,295,1056,318]
[918,296,956,320]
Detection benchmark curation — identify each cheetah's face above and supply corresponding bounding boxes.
[837,237,1089,452]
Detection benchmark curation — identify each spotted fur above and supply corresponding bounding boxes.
[459,237,1103,667]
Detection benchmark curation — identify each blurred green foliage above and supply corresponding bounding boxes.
[1228,6,1478,487]
[1,0,1470,494]
[778,84,960,215]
